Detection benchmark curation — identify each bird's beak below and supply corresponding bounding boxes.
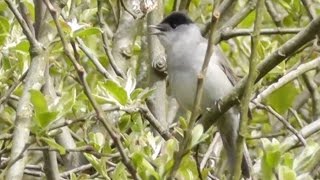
[148,24,166,35]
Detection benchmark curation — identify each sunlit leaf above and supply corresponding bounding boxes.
[35,111,58,128]
[266,82,299,114]
[40,137,66,155]
[103,80,128,105]
[30,90,48,113]
[74,27,102,37]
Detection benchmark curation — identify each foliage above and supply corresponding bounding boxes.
[0,0,320,179]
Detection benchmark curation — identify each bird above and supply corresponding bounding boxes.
[149,11,250,178]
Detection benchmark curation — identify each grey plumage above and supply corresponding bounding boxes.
[150,12,249,178]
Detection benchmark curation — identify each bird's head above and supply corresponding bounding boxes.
[149,12,199,48]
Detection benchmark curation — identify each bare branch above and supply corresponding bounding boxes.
[221,28,301,40]
[0,70,28,105]
[254,103,307,147]
[252,57,320,106]
[281,118,320,151]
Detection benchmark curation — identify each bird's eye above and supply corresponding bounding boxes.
[171,24,177,29]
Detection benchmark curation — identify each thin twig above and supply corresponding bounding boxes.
[0,70,28,105]
[75,37,115,81]
[97,0,125,78]
[252,57,320,107]
[301,0,317,20]
[60,164,92,178]
[200,134,220,170]
[234,0,264,178]
[119,0,137,19]
[220,28,301,40]
[247,131,286,139]
[265,0,283,27]
[4,0,40,48]
[18,2,35,36]
[255,103,307,146]
[281,118,320,151]
[140,105,173,140]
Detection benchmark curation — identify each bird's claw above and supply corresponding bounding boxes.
[214,99,223,112]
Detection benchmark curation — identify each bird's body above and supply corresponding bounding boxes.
[151,12,249,178]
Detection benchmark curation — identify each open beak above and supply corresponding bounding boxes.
[148,24,166,35]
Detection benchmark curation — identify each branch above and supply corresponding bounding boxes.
[301,0,317,20]
[281,118,320,151]
[0,70,28,105]
[4,0,40,48]
[265,0,283,27]
[252,57,320,106]
[254,103,307,146]
[301,73,320,120]
[234,0,263,178]
[97,0,125,78]
[60,164,92,178]
[119,0,137,19]
[43,149,60,180]
[4,1,47,179]
[75,37,115,81]
[201,0,256,36]
[200,14,320,131]
[220,28,301,40]
[140,105,172,140]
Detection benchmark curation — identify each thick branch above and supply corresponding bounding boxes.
[200,9,320,136]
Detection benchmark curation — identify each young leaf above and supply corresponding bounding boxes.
[35,111,58,128]
[40,137,66,155]
[74,27,102,38]
[190,124,204,148]
[104,80,128,105]
[30,90,48,113]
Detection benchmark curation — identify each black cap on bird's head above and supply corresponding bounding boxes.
[149,12,193,34]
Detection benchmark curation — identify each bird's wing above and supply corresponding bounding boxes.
[214,47,238,86]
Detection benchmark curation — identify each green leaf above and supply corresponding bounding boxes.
[73,27,102,37]
[14,40,30,54]
[130,88,143,100]
[104,80,128,105]
[30,90,48,113]
[0,2,8,12]
[35,111,58,128]
[131,113,143,132]
[179,116,188,130]
[266,82,299,114]
[261,138,281,180]
[132,152,159,179]
[239,11,255,28]
[112,163,128,180]
[119,113,131,131]
[0,16,10,34]
[190,124,204,148]
[282,152,294,168]
[84,153,110,179]
[279,166,296,180]
[40,137,66,155]
[88,132,105,152]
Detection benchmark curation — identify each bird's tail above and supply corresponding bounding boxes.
[217,107,250,179]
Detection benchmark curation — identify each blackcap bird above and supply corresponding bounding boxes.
[150,12,250,178]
